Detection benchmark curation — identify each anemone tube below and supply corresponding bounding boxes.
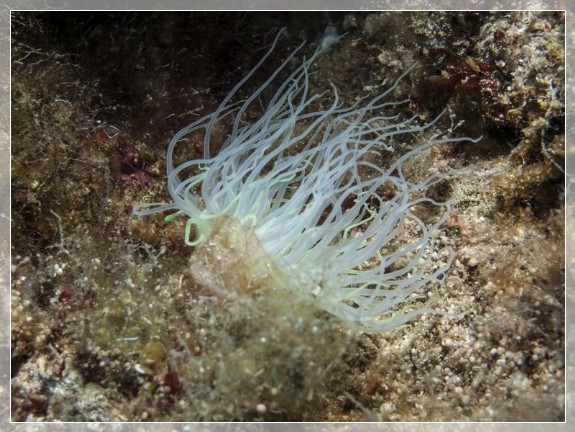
[134,30,477,334]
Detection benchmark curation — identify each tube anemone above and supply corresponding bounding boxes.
[134,30,477,333]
